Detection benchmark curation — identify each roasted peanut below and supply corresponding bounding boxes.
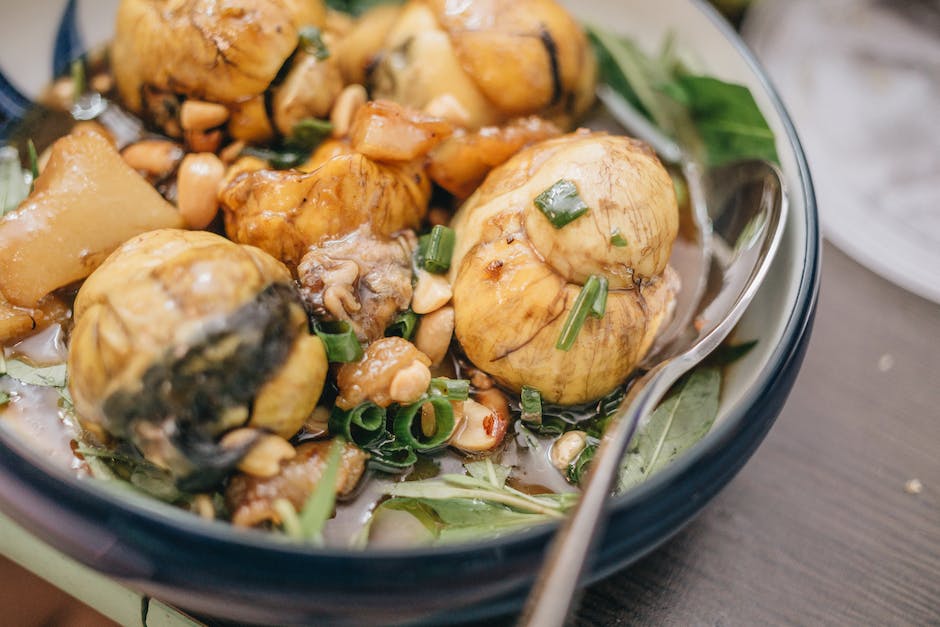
[221,429,297,479]
[414,306,454,366]
[180,100,230,132]
[177,153,225,229]
[330,84,367,138]
[449,398,508,452]
[121,140,183,179]
[412,270,452,314]
[550,430,588,471]
[389,360,433,404]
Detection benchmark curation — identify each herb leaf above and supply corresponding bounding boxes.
[677,76,779,166]
[534,179,590,229]
[610,228,628,247]
[617,367,721,493]
[0,390,9,406]
[1,360,67,387]
[297,437,346,543]
[590,25,778,166]
[0,146,30,216]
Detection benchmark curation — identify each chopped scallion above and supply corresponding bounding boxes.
[71,58,86,101]
[428,377,469,401]
[418,225,456,273]
[366,436,418,472]
[297,437,345,543]
[393,396,455,452]
[386,309,419,341]
[591,277,608,318]
[556,275,603,351]
[298,26,330,60]
[273,498,303,539]
[328,402,386,447]
[27,140,39,193]
[314,321,363,363]
[520,386,542,425]
[291,117,333,152]
[534,179,590,229]
[610,228,628,247]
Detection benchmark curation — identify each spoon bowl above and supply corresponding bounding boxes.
[520,92,788,626]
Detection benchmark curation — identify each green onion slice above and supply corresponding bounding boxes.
[418,225,456,274]
[328,402,386,447]
[520,386,542,425]
[591,277,609,319]
[298,26,330,60]
[556,275,603,351]
[393,396,455,452]
[27,140,39,193]
[386,309,419,341]
[610,228,628,247]
[534,179,590,229]
[366,437,418,473]
[71,58,86,101]
[314,321,363,363]
[428,377,470,401]
[297,437,345,543]
[291,117,333,151]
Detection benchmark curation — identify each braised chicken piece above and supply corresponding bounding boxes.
[226,439,368,527]
[297,226,415,343]
[367,0,596,130]
[335,337,432,410]
[111,0,337,142]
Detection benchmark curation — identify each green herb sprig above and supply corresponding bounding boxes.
[534,179,590,229]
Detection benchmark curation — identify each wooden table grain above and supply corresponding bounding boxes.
[1,243,937,625]
[576,243,940,625]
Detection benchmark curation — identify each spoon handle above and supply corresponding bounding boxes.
[518,361,682,627]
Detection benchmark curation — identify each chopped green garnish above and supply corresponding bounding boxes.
[328,402,386,448]
[297,437,346,544]
[27,140,39,193]
[386,309,419,341]
[314,321,363,363]
[610,228,628,247]
[273,498,303,539]
[291,117,333,151]
[534,179,590,229]
[418,225,456,273]
[555,275,603,351]
[590,276,608,319]
[298,26,330,60]
[393,396,455,452]
[428,377,469,401]
[0,390,9,406]
[71,58,86,101]
[520,386,542,425]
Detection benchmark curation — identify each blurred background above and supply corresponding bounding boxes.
[1,0,937,624]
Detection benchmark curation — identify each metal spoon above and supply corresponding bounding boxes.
[519,87,788,626]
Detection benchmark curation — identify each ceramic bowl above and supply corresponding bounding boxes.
[0,0,819,623]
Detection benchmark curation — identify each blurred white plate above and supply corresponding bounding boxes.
[744,0,940,303]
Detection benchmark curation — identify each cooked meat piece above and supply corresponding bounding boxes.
[226,439,368,527]
[335,337,432,409]
[427,116,561,198]
[297,226,415,342]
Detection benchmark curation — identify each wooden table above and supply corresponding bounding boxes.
[2,242,937,624]
[577,243,940,625]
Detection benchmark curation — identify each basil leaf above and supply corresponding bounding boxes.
[617,367,721,493]
[677,76,779,166]
[2,360,67,388]
[589,25,778,167]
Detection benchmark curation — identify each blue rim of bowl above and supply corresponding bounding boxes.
[0,0,820,602]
